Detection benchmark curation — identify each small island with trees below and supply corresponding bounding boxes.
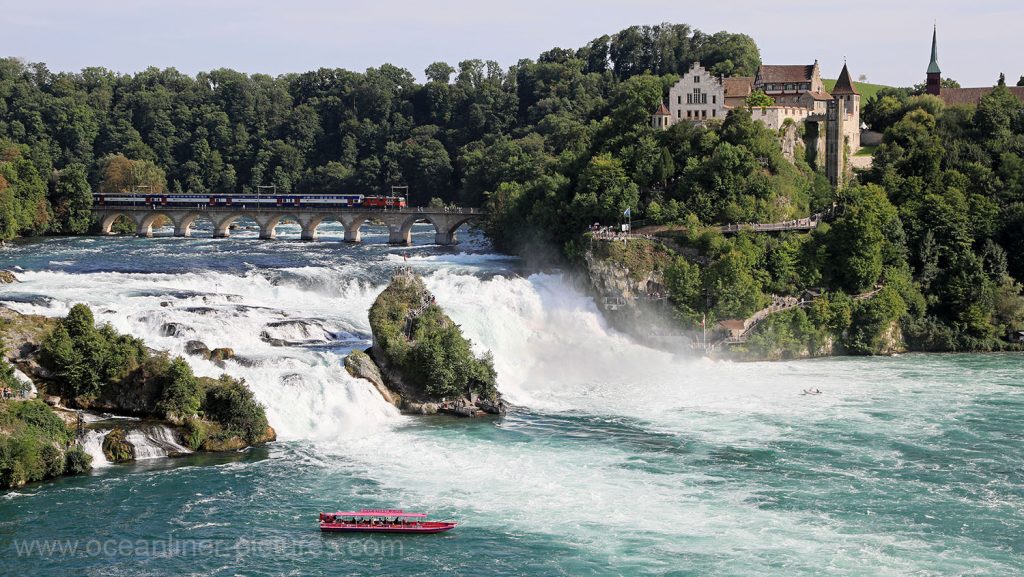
[346,270,503,417]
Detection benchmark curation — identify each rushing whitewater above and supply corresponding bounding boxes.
[1,225,1022,576]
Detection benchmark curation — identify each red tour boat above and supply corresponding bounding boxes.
[319,509,457,534]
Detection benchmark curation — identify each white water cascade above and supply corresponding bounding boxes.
[79,430,112,468]
[125,425,192,460]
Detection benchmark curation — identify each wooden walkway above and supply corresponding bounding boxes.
[635,208,835,237]
[708,285,885,349]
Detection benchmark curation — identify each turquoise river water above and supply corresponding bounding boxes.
[0,221,1022,576]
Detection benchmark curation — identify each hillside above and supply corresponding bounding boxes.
[823,78,892,107]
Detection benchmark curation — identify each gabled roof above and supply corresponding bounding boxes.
[723,76,754,97]
[654,102,671,116]
[757,64,815,84]
[831,63,858,95]
[939,86,1024,106]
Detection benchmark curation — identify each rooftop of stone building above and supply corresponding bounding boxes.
[831,63,858,95]
[723,77,754,97]
[938,86,1024,106]
[654,102,671,116]
[806,91,833,101]
[757,64,816,84]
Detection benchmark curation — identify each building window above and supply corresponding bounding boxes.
[702,110,707,118]
[694,75,700,83]
[686,94,692,104]
[712,95,716,104]
[677,95,681,105]
[687,110,692,118]
[677,110,681,118]
[712,109,716,117]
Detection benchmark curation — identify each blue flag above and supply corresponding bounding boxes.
[623,207,631,218]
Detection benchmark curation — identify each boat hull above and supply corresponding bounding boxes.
[319,522,457,534]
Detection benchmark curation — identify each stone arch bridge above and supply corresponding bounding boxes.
[92,206,484,245]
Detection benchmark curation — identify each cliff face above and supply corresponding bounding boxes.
[348,271,504,417]
[581,238,694,351]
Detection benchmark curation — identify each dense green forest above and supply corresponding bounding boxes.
[0,23,758,238]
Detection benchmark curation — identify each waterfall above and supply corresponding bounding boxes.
[125,425,192,460]
[80,430,112,468]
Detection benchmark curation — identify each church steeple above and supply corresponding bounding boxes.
[925,24,942,95]
[927,25,941,75]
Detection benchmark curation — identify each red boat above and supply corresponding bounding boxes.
[319,508,457,534]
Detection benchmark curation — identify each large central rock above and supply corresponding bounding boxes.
[347,270,505,417]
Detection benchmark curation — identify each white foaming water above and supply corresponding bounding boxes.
[126,425,192,460]
[9,264,880,445]
[80,430,112,468]
[7,268,399,440]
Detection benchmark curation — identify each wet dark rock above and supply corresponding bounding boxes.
[185,340,212,360]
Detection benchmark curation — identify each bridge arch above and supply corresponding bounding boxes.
[175,212,207,237]
[395,214,444,246]
[431,214,476,245]
[343,214,384,243]
[256,213,305,240]
[302,214,352,242]
[211,212,268,239]
[136,212,177,238]
[99,211,139,235]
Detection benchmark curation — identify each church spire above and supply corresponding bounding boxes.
[927,24,941,75]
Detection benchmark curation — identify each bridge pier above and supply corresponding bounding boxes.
[434,230,456,245]
[388,227,411,245]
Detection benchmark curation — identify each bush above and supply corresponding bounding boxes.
[203,375,268,444]
[0,400,84,488]
[63,444,92,475]
[157,357,202,422]
[182,416,207,451]
[102,428,133,462]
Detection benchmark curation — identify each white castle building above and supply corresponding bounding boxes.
[652,61,861,186]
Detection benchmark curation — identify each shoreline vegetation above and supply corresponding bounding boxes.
[0,21,1022,360]
[0,296,274,489]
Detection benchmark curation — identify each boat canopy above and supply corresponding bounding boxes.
[323,509,427,518]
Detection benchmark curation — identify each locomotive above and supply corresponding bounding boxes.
[93,193,408,209]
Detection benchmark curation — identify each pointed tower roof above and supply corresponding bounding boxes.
[655,102,671,116]
[927,25,941,74]
[832,63,858,95]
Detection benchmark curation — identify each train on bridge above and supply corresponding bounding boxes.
[93,193,408,209]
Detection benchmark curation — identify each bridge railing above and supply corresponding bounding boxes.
[93,203,484,215]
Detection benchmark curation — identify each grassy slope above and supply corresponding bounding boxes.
[822,79,891,108]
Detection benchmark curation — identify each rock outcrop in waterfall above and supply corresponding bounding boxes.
[346,270,505,417]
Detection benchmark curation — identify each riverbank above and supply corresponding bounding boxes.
[578,234,1024,360]
[0,294,275,489]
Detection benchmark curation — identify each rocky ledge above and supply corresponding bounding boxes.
[0,301,275,479]
[345,270,505,417]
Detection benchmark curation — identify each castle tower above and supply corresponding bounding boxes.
[826,63,860,187]
[926,25,941,96]
[651,101,671,130]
